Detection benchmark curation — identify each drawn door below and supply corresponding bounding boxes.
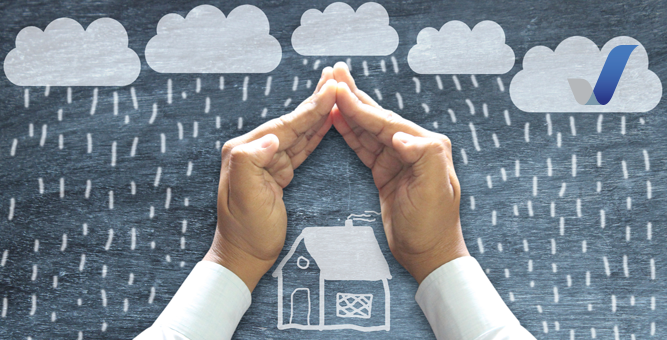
[289,288,311,325]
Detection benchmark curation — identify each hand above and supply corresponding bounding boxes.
[331,62,469,284]
[204,68,337,291]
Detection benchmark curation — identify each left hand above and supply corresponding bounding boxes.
[204,69,337,291]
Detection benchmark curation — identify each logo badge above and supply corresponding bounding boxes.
[568,45,638,105]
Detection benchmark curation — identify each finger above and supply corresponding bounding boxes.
[228,134,282,212]
[284,103,331,165]
[332,65,448,147]
[228,79,337,152]
[289,112,333,168]
[370,146,405,191]
[357,129,385,155]
[284,112,328,159]
[333,61,359,91]
[314,66,334,94]
[331,106,377,168]
[274,78,336,147]
[332,102,384,156]
[332,61,380,108]
[265,150,295,188]
[336,82,427,146]
[391,132,454,195]
[333,102,363,137]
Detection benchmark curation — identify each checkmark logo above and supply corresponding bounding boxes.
[568,44,638,105]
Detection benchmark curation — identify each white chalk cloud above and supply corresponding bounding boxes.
[145,4,281,73]
[407,20,515,74]
[291,2,398,56]
[4,18,140,86]
[510,36,662,112]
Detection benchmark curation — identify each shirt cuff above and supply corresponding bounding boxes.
[415,256,523,340]
[153,261,252,340]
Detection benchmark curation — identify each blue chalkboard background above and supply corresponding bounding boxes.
[0,0,665,339]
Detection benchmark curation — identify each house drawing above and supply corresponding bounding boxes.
[272,218,392,332]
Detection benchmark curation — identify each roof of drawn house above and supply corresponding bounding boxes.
[272,221,392,281]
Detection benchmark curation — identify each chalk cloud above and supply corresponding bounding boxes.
[510,36,662,112]
[145,4,282,73]
[408,20,515,74]
[291,2,398,56]
[4,18,140,86]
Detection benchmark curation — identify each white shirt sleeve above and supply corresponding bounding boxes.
[134,261,252,340]
[415,256,536,340]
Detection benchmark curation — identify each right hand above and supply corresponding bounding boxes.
[331,62,469,283]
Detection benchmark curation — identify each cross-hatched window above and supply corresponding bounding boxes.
[336,293,373,318]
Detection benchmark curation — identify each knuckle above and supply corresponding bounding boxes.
[221,140,236,157]
[450,173,462,198]
[277,115,300,137]
[383,109,397,123]
[285,147,297,158]
[277,113,290,124]
[273,116,287,130]
[440,135,452,148]
[430,132,452,148]
[228,144,247,160]
[429,138,447,154]
[432,137,446,148]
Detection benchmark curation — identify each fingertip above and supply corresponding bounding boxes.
[392,132,423,164]
[319,67,334,86]
[334,61,348,71]
[258,133,279,150]
[266,133,279,146]
[393,131,413,145]
[314,67,335,94]
[319,78,337,94]
[338,82,360,103]
[336,81,351,92]
[321,66,334,77]
[335,82,350,100]
[392,132,412,155]
[333,62,356,89]
[330,105,341,121]
[230,134,278,169]
[337,82,362,115]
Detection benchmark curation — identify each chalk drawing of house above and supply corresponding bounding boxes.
[272,218,392,332]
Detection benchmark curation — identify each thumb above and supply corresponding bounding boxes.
[391,132,452,189]
[230,134,279,169]
[228,134,280,210]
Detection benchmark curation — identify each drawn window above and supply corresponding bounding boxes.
[296,256,310,269]
[336,293,373,319]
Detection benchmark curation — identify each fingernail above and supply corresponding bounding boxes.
[259,134,274,149]
[395,132,412,144]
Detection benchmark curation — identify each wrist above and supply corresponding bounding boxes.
[203,233,274,292]
[409,241,470,284]
[399,223,470,284]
